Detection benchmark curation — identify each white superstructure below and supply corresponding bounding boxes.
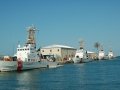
[108,50,113,59]
[17,44,39,62]
[98,50,105,60]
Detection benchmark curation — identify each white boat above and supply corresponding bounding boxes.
[0,25,58,72]
[73,49,84,63]
[73,49,92,63]
[73,40,90,63]
[73,40,93,63]
[108,50,114,59]
[98,50,105,60]
[73,40,85,63]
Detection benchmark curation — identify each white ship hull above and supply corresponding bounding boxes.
[73,58,92,63]
[0,60,60,72]
[73,58,81,63]
[0,61,17,71]
[21,61,48,70]
[0,60,50,72]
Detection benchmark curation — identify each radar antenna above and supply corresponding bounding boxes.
[26,25,38,46]
[79,39,84,49]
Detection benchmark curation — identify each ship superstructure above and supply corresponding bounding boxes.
[17,26,40,62]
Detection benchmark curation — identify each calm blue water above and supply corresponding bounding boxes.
[0,57,120,90]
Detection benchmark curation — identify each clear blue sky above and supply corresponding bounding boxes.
[0,0,120,56]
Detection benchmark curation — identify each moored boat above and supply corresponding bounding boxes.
[98,49,105,60]
[16,25,58,71]
[73,49,84,63]
[0,25,58,72]
[108,50,114,59]
[73,40,87,63]
[73,40,93,63]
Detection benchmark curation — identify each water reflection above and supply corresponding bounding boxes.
[15,69,47,90]
[16,71,36,90]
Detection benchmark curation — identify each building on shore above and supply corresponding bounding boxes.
[40,44,76,62]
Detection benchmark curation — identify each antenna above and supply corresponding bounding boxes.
[79,39,84,49]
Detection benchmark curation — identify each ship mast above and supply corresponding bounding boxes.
[26,25,37,47]
[79,40,84,49]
